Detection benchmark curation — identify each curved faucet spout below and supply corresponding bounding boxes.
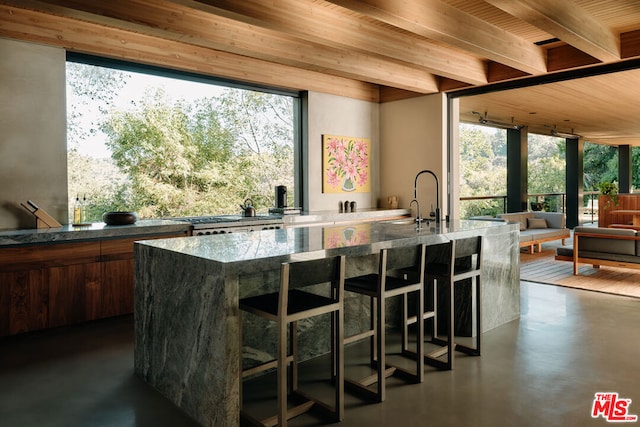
[413,169,441,223]
[410,198,421,221]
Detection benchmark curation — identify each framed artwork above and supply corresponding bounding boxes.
[322,134,370,193]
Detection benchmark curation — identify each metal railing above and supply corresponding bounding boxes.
[459,194,506,218]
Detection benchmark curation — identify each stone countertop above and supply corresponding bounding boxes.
[137,219,516,267]
[0,220,192,247]
[0,209,408,247]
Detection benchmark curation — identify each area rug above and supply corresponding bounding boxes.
[520,247,640,299]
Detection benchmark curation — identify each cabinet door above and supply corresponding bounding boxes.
[46,262,101,328]
[0,269,47,336]
[99,233,187,318]
[101,259,134,318]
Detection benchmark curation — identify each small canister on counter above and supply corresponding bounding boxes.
[344,200,350,213]
[275,185,287,208]
[388,195,399,209]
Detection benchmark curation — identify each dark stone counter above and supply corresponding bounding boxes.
[134,219,520,426]
[0,220,192,246]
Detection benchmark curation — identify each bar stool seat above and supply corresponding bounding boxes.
[240,255,345,427]
[343,244,425,403]
[403,237,482,370]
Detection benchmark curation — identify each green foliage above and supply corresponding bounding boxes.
[66,62,130,150]
[598,180,619,207]
[68,64,294,221]
[584,142,617,191]
[460,125,566,217]
[527,134,565,194]
[460,123,628,219]
[68,150,128,222]
[459,125,507,217]
[459,125,506,196]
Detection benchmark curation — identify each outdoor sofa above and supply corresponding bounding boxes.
[497,211,570,254]
[555,226,640,275]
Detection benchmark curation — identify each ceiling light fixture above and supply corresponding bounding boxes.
[472,111,523,130]
[550,126,581,139]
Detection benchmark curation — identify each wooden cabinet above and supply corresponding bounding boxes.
[599,194,640,228]
[46,262,102,328]
[101,259,134,318]
[0,269,47,336]
[0,231,187,337]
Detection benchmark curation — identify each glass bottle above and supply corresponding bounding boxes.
[81,194,88,223]
[73,195,82,224]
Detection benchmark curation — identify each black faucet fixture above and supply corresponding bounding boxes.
[413,169,441,223]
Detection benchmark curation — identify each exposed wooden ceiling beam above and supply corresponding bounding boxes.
[189,0,489,86]
[16,0,438,93]
[621,30,640,59]
[547,44,599,72]
[0,2,381,101]
[326,0,547,75]
[485,0,620,63]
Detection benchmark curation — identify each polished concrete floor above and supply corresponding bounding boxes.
[1,281,639,427]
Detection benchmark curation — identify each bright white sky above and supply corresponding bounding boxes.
[68,68,224,158]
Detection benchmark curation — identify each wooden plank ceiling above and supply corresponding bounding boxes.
[1,0,640,145]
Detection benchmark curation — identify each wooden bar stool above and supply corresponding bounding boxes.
[450,236,483,358]
[402,240,453,370]
[239,255,345,427]
[403,237,482,370]
[343,244,425,402]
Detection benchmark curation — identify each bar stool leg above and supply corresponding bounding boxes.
[290,321,297,392]
[371,296,377,364]
[446,276,454,370]
[401,293,409,351]
[277,317,287,426]
[335,297,345,421]
[376,291,385,402]
[476,276,481,355]
[416,283,424,382]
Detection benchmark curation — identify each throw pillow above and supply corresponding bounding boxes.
[527,218,548,229]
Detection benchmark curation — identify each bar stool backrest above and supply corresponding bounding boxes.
[280,255,345,314]
[452,236,482,274]
[284,256,345,288]
[382,244,426,281]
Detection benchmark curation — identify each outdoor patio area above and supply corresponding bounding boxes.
[520,231,640,299]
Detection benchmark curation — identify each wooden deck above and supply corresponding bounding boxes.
[520,243,640,299]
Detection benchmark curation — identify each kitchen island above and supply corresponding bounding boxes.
[134,219,520,426]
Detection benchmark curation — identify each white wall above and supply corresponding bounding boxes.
[305,91,380,212]
[379,93,448,219]
[0,38,67,230]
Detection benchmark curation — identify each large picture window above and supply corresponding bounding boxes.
[66,56,297,222]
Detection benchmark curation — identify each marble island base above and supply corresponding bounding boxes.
[134,219,520,426]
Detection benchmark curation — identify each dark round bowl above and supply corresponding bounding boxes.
[103,211,138,226]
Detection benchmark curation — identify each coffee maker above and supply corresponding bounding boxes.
[275,185,287,208]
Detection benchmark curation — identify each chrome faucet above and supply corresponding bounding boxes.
[413,169,441,223]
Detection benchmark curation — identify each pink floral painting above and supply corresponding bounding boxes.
[322,134,370,193]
